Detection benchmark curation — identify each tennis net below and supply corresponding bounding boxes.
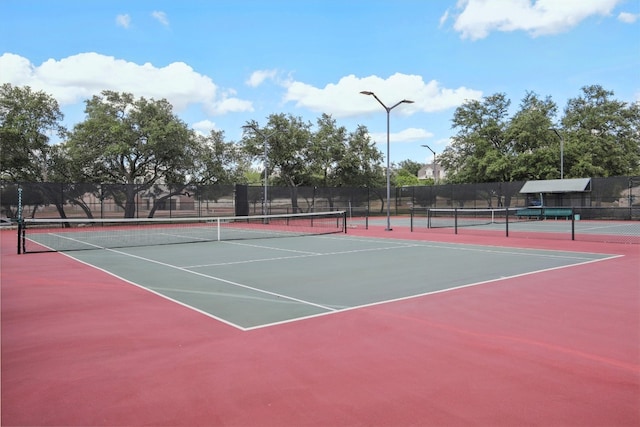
[425,207,520,229]
[18,211,347,254]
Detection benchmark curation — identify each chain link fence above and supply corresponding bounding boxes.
[2,176,638,221]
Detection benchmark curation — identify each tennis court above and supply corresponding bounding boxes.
[40,231,616,330]
[359,208,640,244]
[2,213,639,426]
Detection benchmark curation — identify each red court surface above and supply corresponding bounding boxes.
[1,225,639,426]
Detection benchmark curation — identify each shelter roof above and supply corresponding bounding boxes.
[519,178,592,194]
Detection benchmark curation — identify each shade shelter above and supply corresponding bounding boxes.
[519,178,592,207]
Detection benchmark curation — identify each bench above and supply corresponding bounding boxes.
[541,208,573,219]
[515,208,542,219]
[515,208,573,220]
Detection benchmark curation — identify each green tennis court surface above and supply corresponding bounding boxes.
[63,234,616,330]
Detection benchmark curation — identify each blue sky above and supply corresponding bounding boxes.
[1,0,638,165]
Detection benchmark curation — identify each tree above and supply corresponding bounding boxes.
[561,85,640,177]
[309,113,347,187]
[439,93,512,183]
[396,159,423,177]
[393,160,423,187]
[438,87,638,183]
[242,113,315,212]
[65,91,196,217]
[506,91,559,180]
[333,124,386,212]
[0,84,66,181]
[335,124,385,188]
[192,130,250,185]
[242,114,314,187]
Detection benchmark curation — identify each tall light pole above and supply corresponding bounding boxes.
[421,144,437,184]
[360,91,414,231]
[242,124,280,215]
[550,128,564,179]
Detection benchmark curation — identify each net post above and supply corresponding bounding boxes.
[505,207,510,237]
[365,207,369,230]
[571,207,575,240]
[454,208,458,234]
[17,219,26,254]
[410,208,414,232]
[343,210,347,233]
[217,218,221,241]
[17,220,22,254]
[17,186,23,254]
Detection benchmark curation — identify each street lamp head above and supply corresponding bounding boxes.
[401,99,415,104]
[360,90,374,96]
[421,144,435,154]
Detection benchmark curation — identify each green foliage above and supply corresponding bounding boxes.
[66,91,196,186]
[309,113,348,186]
[193,130,250,185]
[392,160,424,187]
[4,83,637,195]
[396,159,423,176]
[440,93,513,183]
[0,84,66,181]
[334,124,385,188]
[562,85,640,177]
[64,91,198,217]
[242,113,315,188]
[440,86,639,183]
[506,92,558,180]
[394,169,421,187]
[242,114,385,189]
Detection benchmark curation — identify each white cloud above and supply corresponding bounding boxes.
[0,52,253,115]
[152,11,169,26]
[192,119,217,136]
[246,69,278,88]
[439,9,450,27]
[116,14,131,29]
[282,73,482,118]
[618,12,639,23]
[369,128,435,144]
[450,0,622,40]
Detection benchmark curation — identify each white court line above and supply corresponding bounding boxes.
[244,253,623,331]
[145,286,312,305]
[49,236,339,331]
[222,240,322,254]
[319,233,620,258]
[182,242,424,268]
[577,223,639,233]
[55,251,245,330]
[44,231,622,331]
[181,235,605,270]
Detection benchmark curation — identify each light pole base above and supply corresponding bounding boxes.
[385,228,393,231]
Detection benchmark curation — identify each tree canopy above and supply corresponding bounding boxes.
[63,91,198,216]
[2,83,638,199]
[241,113,385,189]
[440,86,639,183]
[0,84,66,181]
